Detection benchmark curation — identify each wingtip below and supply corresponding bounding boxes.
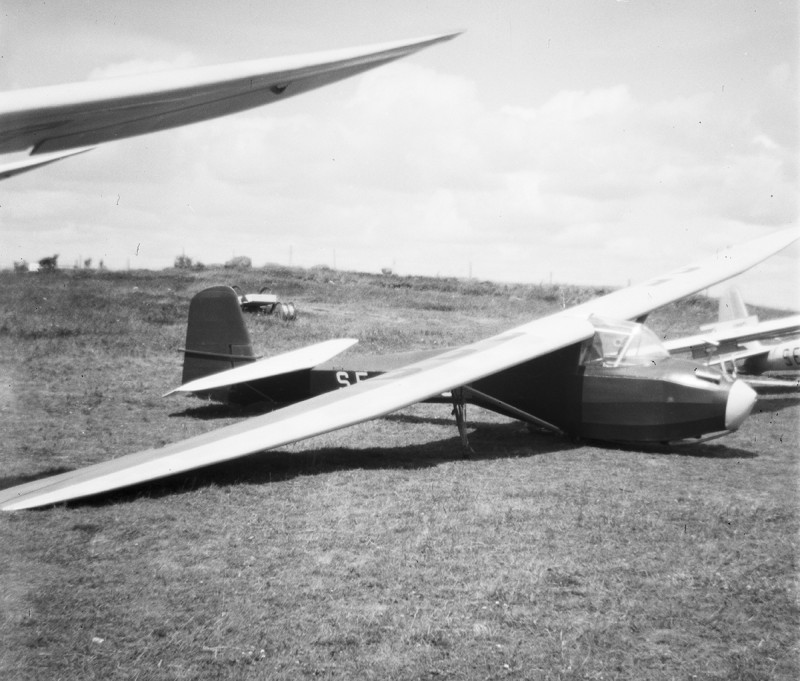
[0,146,95,181]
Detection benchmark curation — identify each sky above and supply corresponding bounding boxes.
[2,0,798,309]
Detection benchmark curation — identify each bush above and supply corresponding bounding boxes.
[224,256,252,270]
[174,254,193,269]
[38,254,59,272]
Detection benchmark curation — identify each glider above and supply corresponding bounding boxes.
[665,287,800,390]
[0,32,458,179]
[0,227,797,511]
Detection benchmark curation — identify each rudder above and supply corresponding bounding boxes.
[718,286,750,323]
[182,286,256,386]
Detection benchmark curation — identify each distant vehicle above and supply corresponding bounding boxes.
[231,285,297,321]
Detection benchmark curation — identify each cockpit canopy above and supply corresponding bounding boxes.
[581,316,670,367]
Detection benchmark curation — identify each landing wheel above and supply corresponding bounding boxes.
[276,302,297,321]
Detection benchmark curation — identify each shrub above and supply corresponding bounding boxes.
[224,256,252,270]
[174,254,193,269]
[38,254,59,272]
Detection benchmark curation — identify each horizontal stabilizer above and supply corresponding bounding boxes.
[165,338,358,396]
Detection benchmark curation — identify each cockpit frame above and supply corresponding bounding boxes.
[581,316,670,368]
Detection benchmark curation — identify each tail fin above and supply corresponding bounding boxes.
[701,287,759,332]
[718,287,751,323]
[181,286,256,386]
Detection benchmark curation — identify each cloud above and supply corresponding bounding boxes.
[87,53,199,80]
[5,59,796,305]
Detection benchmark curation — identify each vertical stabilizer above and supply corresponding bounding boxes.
[701,287,759,332]
[718,287,751,323]
[181,286,256,386]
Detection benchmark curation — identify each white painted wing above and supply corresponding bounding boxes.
[0,227,796,510]
[164,338,358,396]
[0,316,595,510]
[663,315,800,354]
[0,32,458,174]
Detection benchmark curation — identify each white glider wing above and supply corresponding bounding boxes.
[0,316,595,510]
[663,315,800,356]
[565,228,799,321]
[0,227,796,510]
[0,32,458,178]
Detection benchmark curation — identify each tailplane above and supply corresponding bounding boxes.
[181,286,257,386]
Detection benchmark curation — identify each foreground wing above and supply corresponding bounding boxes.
[0,32,458,172]
[0,316,594,510]
[164,338,358,396]
[0,227,795,510]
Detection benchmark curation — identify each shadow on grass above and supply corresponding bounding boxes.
[0,467,74,491]
[7,421,578,510]
[753,394,800,414]
[592,439,758,459]
[168,401,275,420]
[0,412,762,511]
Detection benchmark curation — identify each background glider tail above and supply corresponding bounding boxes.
[717,287,751,324]
[181,286,256,388]
[704,287,759,332]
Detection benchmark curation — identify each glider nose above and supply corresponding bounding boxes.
[725,379,757,431]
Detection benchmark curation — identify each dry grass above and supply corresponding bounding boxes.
[0,267,797,680]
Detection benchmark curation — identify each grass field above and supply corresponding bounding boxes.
[1,267,797,680]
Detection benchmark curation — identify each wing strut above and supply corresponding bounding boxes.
[450,384,566,455]
[461,385,565,436]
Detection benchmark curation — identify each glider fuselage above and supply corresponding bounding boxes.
[221,341,750,444]
[742,340,800,373]
[179,287,756,444]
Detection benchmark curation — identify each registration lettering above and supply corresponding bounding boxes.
[336,370,370,387]
[783,347,800,367]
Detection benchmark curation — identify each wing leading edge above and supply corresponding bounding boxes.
[0,32,459,178]
[0,316,595,510]
[0,227,796,510]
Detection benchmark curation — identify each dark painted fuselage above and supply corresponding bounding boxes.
[468,344,733,442]
[215,342,739,443]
